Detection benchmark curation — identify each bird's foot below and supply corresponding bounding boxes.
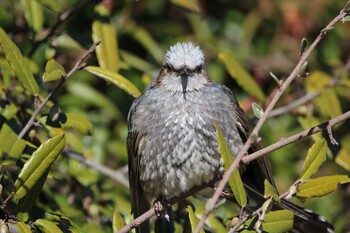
[154,199,171,221]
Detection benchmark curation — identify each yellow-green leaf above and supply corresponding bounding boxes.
[297,175,350,198]
[262,210,294,233]
[0,123,26,161]
[335,148,350,171]
[298,116,322,142]
[219,52,265,101]
[214,123,247,207]
[113,209,126,232]
[35,219,63,233]
[171,0,201,13]
[252,102,264,119]
[92,10,119,72]
[0,27,39,95]
[306,71,332,93]
[300,140,327,180]
[85,66,141,97]
[61,112,94,135]
[120,50,155,73]
[264,179,280,204]
[43,59,66,82]
[320,89,342,118]
[14,134,66,199]
[188,205,205,233]
[21,0,44,32]
[16,222,32,233]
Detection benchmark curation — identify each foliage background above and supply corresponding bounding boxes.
[0,0,350,232]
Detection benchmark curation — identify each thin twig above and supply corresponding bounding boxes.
[18,40,101,139]
[193,9,348,233]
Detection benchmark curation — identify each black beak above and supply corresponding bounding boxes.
[181,74,188,97]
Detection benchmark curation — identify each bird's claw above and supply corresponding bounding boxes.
[154,199,171,221]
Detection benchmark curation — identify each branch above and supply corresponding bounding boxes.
[18,40,101,139]
[194,9,348,233]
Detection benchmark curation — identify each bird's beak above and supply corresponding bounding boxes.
[181,73,188,95]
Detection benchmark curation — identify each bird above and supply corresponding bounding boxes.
[127,42,333,233]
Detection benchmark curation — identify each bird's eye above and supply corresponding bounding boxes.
[164,64,174,72]
[194,65,202,73]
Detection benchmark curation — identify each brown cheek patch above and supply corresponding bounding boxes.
[156,68,167,87]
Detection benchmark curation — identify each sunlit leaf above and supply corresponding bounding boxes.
[51,33,83,52]
[92,6,119,72]
[262,210,294,233]
[320,89,342,118]
[298,116,322,142]
[264,179,280,204]
[16,222,32,233]
[297,175,350,198]
[335,148,350,171]
[0,123,26,161]
[1,104,18,120]
[120,50,156,73]
[0,27,39,95]
[171,0,200,13]
[35,219,63,233]
[113,209,126,232]
[43,59,66,82]
[85,66,141,98]
[300,139,327,180]
[306,71,332,93]
[14,134,66,199]
[21,0,44,32]
[188,205,205,233]
[214,123,247,207]
[219,52,265,101]
[61,112,94,135]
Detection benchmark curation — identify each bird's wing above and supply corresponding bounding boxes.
[127,98,150,233]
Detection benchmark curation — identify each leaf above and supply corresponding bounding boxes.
[299,139,327,180]
[113,209,126,232]
[14,134,66,199]
[188,205,205,233]
[297,175,350,198]
[298,116,322,142]
[219,52,265,101]
[214,123,247,207]
[51,33,84,52]
[92,9,119,72]
[264,179,280,204]
[35,219,63,233]
[306,71,332,93]
[320,89,342,118]
[21,0,44,32]
[0,123,26,161]
[16,222,32,233]
[120,50,156,73]
[85,66,141,98]
[0,27,39,95]
[262,210,294,233]
[335,148,350,171]
[61,112,94,135]
[171,0,201,13]
[252,102,264,119]
[43,59,66,82]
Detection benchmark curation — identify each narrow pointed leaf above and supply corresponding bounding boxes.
[35,219,63,233]
[85,66,141,97]
[21,0,44,32]
[0,124,26,161]
[297,175,350,198]
[113,209,126,232]
[264,179,280,204]
[219,52,265,101]
[214,123,247,207]
[0,27,39,95]
[262,210,294,233]
[300,139,327,180]
[43,59,66,82]
[188,205,205,233]
[120,50,155,73]
[252,102,264,119]
[320,89,342,118]
[61,112,94,135]
[16,222,32,233]
[92,12,119,72]
[335,148,350,171]
[14,134,66,199]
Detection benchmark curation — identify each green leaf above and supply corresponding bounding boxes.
[92,10,119,72]
[35,219,63,233]
[262,210,294,233]
[21,0,44,32]
[188,205,205,233]
[320,89,342,118]
[300,139,327,180]
[171,0,201,13]
[16,222,32,233]
[219,52,265,101]
[120,50,156,73]
[306,71,332,93]
[0,123,26,161]
[85,66,141,98]
[61,112,94,135]
[14,134,66,199]
[297,175,350,198]
[0,27,39,95]
[51,33,83,52]
[43,59,66,82]
[113,209,126,232]
[298,116,322,142]
[214,123,247,207]
[335,148,350,171]
[264,179,280,204]
[252,102,264,119]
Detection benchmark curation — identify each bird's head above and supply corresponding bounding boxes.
[156,42,211,95]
